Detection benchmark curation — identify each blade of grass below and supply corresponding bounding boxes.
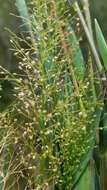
[95,19,107,72]
[15,0,36,48]
[15,0,30,29]
[73,2,103,73]
[81,0,96,103]
[71,107,102,189]
[67,26,85,81]
[59,25,85,112]
[82,0,93,39]
[73,160,95,190]
[99,101,107,190]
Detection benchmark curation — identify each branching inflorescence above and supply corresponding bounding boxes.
[0,0,104,189]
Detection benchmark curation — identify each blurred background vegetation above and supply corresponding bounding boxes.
[0,0,107,111]
[0,0,17,69]
[91,0,107,36]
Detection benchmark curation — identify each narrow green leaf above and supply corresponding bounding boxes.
[15,0,31,31]
[99,101,107,190]
[95,19,107,71]
[74,160,95,190]
[71,107,102,189]
[15,0,29,20]
[67,27,85,81]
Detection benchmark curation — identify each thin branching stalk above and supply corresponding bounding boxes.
[59,27,85,112]
[51,0,85,112]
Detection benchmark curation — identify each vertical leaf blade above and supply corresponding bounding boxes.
[15,0,29,19]
[67,27,85,81]
[74,161,95,190]
[15,0,31,31]
[95,19,107,71]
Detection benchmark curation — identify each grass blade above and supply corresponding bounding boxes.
[95,19,107,72]
[15,0,29,25]
[71,107,102,189]
[67,27,85,81]
[73,2,103,72]
[15,0,38,51]
[73,160,95,190]
[99,101,107,190]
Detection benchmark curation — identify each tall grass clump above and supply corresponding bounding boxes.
[0,0,104,189]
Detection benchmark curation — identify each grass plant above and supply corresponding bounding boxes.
[0,0,106,190]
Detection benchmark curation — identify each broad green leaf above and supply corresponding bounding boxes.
[95,19,107,71]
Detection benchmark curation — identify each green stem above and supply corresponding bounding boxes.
[82,0,96,103]
[82,0,93,40]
